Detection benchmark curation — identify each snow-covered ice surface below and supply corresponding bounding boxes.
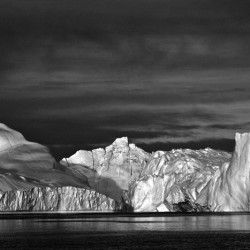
[1,123,249,212]
[0,124,89,191]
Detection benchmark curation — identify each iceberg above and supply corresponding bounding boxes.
[0,123,249,212]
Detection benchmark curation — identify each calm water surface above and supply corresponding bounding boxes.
[1,214,250,249]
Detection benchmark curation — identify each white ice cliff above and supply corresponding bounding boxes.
[0,123,250,212]
[0,124,89,191]
[196,133,250,212]
[0,187,116,211]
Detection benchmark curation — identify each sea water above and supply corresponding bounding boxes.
[0,213,250,249]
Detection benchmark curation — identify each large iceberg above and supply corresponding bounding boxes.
[0,123,250,212]
[0,123,116,211]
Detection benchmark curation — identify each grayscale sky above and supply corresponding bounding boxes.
[1,0,250,159]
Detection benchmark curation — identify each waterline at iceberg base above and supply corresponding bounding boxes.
[0,123,249,213]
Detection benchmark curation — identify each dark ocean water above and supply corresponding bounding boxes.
[1,213,250,249]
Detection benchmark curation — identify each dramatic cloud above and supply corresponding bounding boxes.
[1,0,250,159]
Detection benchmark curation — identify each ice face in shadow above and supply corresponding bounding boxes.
[0,123,90,191]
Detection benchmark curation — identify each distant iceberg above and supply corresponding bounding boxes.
[0,123,249,212]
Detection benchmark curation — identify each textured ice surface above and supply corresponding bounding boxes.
[129,148,231,211]
[1,123,250,212]
[60,137,150,201]
[197,133,250,212]
[0,186,116,211]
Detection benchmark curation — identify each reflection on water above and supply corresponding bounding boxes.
[1,215,250,233]
[1,215,250,249]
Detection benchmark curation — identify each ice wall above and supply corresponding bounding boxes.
[0,186,116,211]
[200,133,250,211]
[1,123,250,212]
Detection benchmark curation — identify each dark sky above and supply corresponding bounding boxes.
[1,0,250,159]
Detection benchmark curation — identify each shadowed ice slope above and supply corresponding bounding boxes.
[0,124,89,191]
